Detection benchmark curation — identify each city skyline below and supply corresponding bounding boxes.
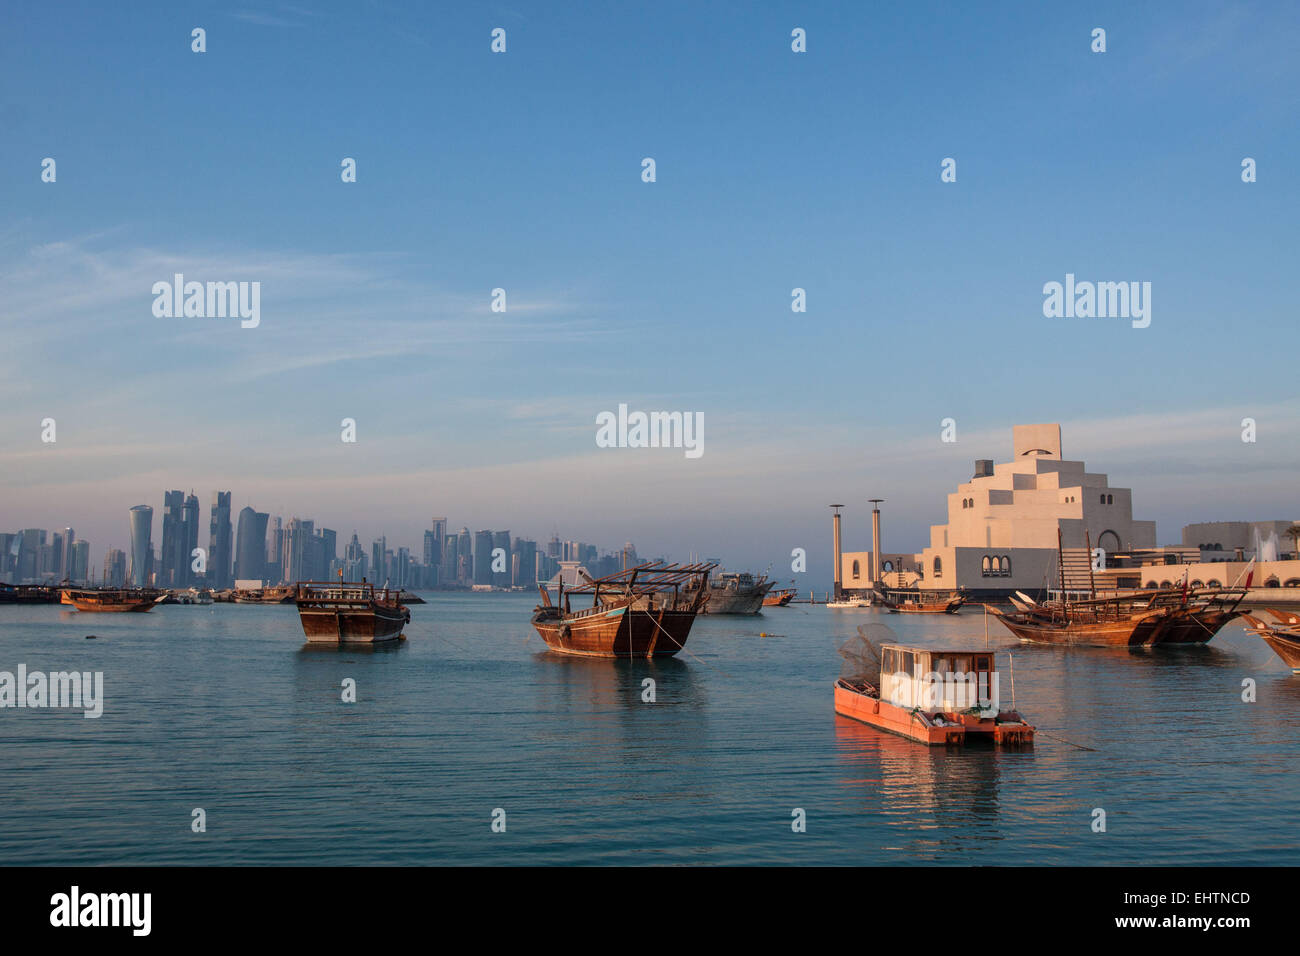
[5,404,1299,589]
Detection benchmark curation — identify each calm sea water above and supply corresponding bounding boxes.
[1,594,1296,865]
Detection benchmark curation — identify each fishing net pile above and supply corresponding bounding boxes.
[837,623,897,688]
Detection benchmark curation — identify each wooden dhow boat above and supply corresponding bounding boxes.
[878,588,965,614]
[293,580,410,645]
[58,587,161,612]
[531,561,717,658]
[763,586,796,607]
[231,585,297,604]
[986,597,1173,646]
[684,569,775,614]
[988,534,1250,647]
[834,631,1033,746]
[1242,609,1300,672]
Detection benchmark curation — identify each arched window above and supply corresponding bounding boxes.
[1000,556,1011,576]
[1100,494,1106,504]
[981,556,992,576]
[961,499,967,509]
[851,560,860,579]
[933,556,943,579]
[1108,494,1113,504]
[883,560,893,572]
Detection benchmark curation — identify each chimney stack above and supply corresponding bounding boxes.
[830,505,844,600]
[869,499,884,585]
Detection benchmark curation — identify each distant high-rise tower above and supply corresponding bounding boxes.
[425,517,447,587]
[474,530,494,585]
[234,507,269,584]
[492,531,511,588]
[181,493,200,586]
[160,490,185,587]
[70,540,89,584]
[456,528,472,585]
[128,505,153,587]
[61,527,76,581]
[266,515,283,584]
[208,492,233,589]
[513,538,538,587]
[104,548,127,587]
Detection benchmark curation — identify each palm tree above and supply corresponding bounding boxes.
[1287,524,1300,561]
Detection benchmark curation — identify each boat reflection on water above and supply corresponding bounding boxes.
[528,652,709,773]
[832,713,1013,859]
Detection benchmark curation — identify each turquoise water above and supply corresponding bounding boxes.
[1,594,1296,865]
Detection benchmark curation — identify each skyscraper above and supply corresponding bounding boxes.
[266,515,283,584]
[181,493,200,586]
[492,530,511,588]
[208,492,233,589]
[425,517,446,588]
[160,490,185,587]
[320,529,337,577]
[17,529,43,583]
[234,507,269,584]
[103,548,127,587]
[70,540,89,584]
[61,527,75,581]
[513,538,538,587]
[474,530,494,586]
[283,518,315,583]
[128,505,153,587]
[456,528,472,585]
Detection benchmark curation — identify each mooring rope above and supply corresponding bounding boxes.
[636,604,737,679]
[1032,728,1099,752]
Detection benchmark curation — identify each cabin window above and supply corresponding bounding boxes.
[933,557,943,579]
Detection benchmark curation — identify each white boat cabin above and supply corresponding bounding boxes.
[878,644,999,717]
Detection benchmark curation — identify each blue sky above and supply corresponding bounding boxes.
[2,1,1297,581]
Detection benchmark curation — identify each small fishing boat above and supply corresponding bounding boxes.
[1242,609,1300,672]
[834,630,1033,746]
[293,580,410,644]
[58,587,160,612]
[826,594,873,609]
[531,562,716,658]
[763,587,796,607]
[878,589,965,614]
